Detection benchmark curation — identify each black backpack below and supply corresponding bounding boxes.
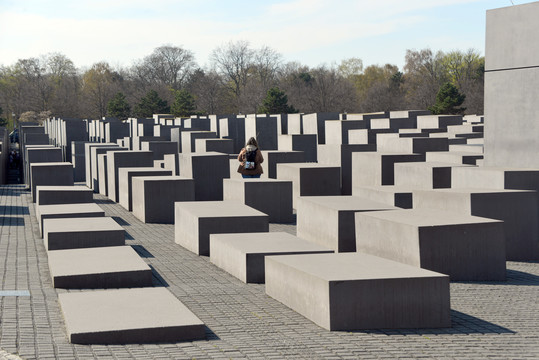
[245,148,257,170]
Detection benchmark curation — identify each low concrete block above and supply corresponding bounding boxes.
[30,162,74,202]
[297,196,396,252]
[48,246,152,288]
[210,232,333,283]
[43,216,124,250]
[277,134,317,162]
[36,185,93,206]
[413,188,539,261]
[58,287,206,344]
[276,163,341,207]
[452,166,539,193]
[175,201,269,256]
[223,178,294,223]
[132,176,195,224]
[355,209,506,281]
[118,167,172,211]
[265,253,451,330]
[37,203,105,237]
[195,138,234,154]
[425,151,483,165]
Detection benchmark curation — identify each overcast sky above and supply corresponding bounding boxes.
[0,0,532,70]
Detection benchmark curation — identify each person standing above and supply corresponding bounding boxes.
[237,137,264,178]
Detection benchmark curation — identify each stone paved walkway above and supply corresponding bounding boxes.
[0,184,538,359]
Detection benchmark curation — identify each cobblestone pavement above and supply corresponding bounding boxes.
[0,184,538,359]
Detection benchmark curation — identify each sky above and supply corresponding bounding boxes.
[0,0,534,71]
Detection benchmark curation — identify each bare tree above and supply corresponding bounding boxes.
[82,62,121,118]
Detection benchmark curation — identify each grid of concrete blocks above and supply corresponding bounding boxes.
[12,2,539,345]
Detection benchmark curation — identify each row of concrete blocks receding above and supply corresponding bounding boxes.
[33,186,207,345]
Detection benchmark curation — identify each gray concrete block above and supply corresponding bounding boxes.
[324,120,367,145]
[181,131,217,153]
[265,252,450,330]
[417,115,463,130]
[48,246,152,288]
[245,115,278,150]
[175,201,269,256]
[210,232,333,283]
[351,152,425,187]
[277,134,317,162]
[25,147,63,187]
[377,136,449,154]
[90,145,124,192]
[107,151,154,202]
[179,152,230,201]
[37,203,105,237]
[118,167,172,211]
[30,162,74,202]
[318,144,376,195]
[352,185,414,209]
[394,162,472,189]
[287,113,303,135]
[355,209,506,281]
[195,138,234,154]
[141,141,177,160]
[302,112,339,144]
[297,196,396,252]
[223,178,294,223]
[44,217,124,251]
[425,151,483,165]
[452,166,539,192]
[276,163,341,207]
[449,144,483,153]
[484,67,539,168]
[413,188,539,261]
[132,176,195,224]
[485,2,539,71]
[58,287,205,344]
[261,150,305,179]
[36,185,93,206]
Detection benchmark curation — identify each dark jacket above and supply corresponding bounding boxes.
[237,145,264,175]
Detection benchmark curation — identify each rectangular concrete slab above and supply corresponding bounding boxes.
[36,185,93,206]
[44,216,124,250]
[118,167,172,211]
[37,203,105,237]
[210,232,333,283]
[48,246,152,288]
[297,196,396,252]
[413,188,539,261]
[223,178,294,223]
[355,209,506,281]
[265,252,450,330]
[175,201,269,256]
[58,287,205,344]
[132,176,195,224]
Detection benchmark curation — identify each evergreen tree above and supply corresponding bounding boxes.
[171,89,197,117]
[429,82,466,115]
[133,90,170,117]
[107,92,131,119]
[257,87,297,114]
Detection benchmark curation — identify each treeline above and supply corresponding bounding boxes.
[0,41,484,124]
